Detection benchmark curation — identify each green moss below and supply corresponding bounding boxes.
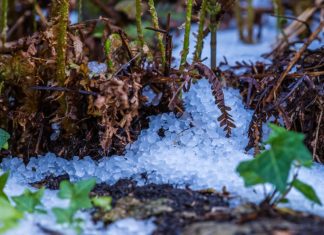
[179,0,193,70]
[148,0,166,66]
[55,0,69,85]
[0,0,8,46]
[194,0,208,62]
[135,0,145,48]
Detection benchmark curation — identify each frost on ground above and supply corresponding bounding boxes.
[1,22,324,234]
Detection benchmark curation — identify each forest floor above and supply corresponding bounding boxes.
[1,18,324,234]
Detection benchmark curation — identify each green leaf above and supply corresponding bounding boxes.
[70,195,93,211]
[58,181,74,199]
[236,161,266,187]
[74,179,96,197]
[278,198,289,204]
[2,142,8,150]
[0,172,9,201]
[53,179,96,228]
[12,188,45,213]
[292,179,322,205]
[52,207,74,224]
[71,179,96,210]
[237,124,313,193]
[0,197,23,234]
[0,129,10,150]
[266,124,312,167]
[57,179,96,211]
[92,196,112,212]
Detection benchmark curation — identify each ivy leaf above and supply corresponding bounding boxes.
[2,142,9,150]
[58,181,74,199]
[236,160,266,186]
[0,129,10,150]
[237,124,313,193]
[57,179,96,211]
[53,179,96,228]
[12,188,45,213]
[266,124,312,167]
[71,179,96,210]
[74,179,96,197]
[0,172,10,201]
[52,207,75,224]
[92,196,112,212]
[278,198,289,204]
[292,179,322,205]
[0,197,23,234]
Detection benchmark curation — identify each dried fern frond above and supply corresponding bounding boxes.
[194,62,236,137]
[245,113,263,155]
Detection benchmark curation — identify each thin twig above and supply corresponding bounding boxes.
[113,53,141,76]
[30,86,98,96]
[266,22,324,102]
[34,2,48,27]
[270,13,312,36]
[7,11,32,39]
[313,108,323,162]
[164,13,172,76]
[90,0,119,20]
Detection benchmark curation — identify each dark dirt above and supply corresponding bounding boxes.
[91,179,230,235]
[31,175,324,235]
[30,173,70,190]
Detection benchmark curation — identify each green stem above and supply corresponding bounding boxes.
[234,0,244,41]
[148,0,165,66]
[273,0,284,33]
[179,0,193,70]
[194,0,207,62]
[0,0,8,46]
[78,0,82,22]
[207,0,221,71]
[55,0,69,85]
[210,22,217,71]
[246,0,255,44]
[135,0,144,48]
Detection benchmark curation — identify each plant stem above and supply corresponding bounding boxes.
[272,171,299,206]
[32,0,37,32]
[273,0,284,33]
[135,0,144,48]
[207,0,221,71]
[234,0,244,41]
[55,0,69,85]
[0,0,8,47]
[179,0,193,70]
[148,0,165,66]
[246,0,255,44]
[78,0,82,22]
[194,0,207,62]
[164,13,172,76]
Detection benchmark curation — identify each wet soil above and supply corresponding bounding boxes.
[31,175,324,235]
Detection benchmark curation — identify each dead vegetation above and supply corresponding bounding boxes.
[0,0,323,162]
[0,1,236,159]
[220,6,323,160]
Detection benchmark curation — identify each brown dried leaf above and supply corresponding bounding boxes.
[194,62,236,137]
